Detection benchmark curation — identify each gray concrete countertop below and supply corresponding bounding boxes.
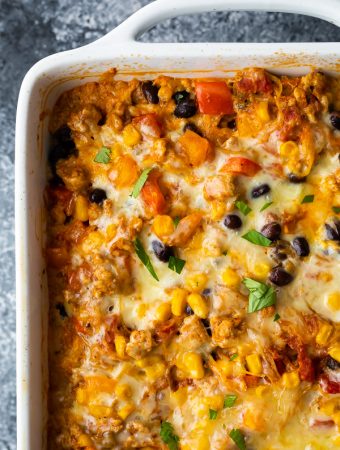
[1,1,339,448]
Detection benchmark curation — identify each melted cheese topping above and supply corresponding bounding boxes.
[46,69,340,450]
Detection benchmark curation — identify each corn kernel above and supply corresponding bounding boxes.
[281,371,300,388]
[328,346,340,363]
[252,262,271,280]
[123,124,141,147]
[204,394,224,410]
[88,404,113,418]
[106,224,117,241]
[170,387,187,406]
[155,302,171,322]
[74,195,89,222]
[215,359,234,377]
[316,323,333,345]
[333,411,340,427]
[182,352,204,379]
[187,293,209,319]
[246,354,262,376]
[114,335,126,358]
[78,434,93,446]
[76,388,87,404]
[137,303,148,318]
[327,292,340,311]
[195,435,210,450]
[320,399,338,416]
[118,402,135,420]
[153,215,175,238]
[256,100,270,123]
[171,288,187,316]
[82,231,104,252]
[185,273,208,292]
[280,141,299,157]
[243,409,263,431]
[333,436,340,446]
[255,385,268,397]
[222,267,240,288]
[144,361,166,380]
[115,383,132,399]
[211,200,226,220]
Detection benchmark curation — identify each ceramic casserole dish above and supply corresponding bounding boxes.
[15,0,340,449]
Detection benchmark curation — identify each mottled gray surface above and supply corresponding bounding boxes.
[1,1,340,448]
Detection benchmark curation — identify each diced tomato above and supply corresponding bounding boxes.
[195,81,234,115]
[141,171,166,216]
[319,374,340,394]
[288,339,315,383]
[244,374,259,388]
[132,113,162,138]
[221,157,261,177]
[236,69,272,94]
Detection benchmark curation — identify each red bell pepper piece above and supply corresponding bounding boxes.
[195,81,234,115]
[221,157,261,177]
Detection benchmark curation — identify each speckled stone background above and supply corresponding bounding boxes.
[1,1,340,448]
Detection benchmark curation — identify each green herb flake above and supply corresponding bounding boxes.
[241,230,272,247]
[230,353,238,361]
[134,238,159,281]
[260,201,273,212]
[229,428,247,450]
[94,147,111,164]
[242,278,276,313]
[224,394,237,408]
[301,194,314,204]
[332,206,340,214]
[131,167,153,198]
[235,200,252,216]
[273,312,281,322]
[168,256,186,274]
[160,421,179,450]
[209,409,218,420]
[173,216,180,227]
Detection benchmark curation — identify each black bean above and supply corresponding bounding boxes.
[224,214,242,230]
[172,90,190,104]
[186,305,194,315]
[142,81,159,104]
[261,222,281,241]
[56,303,68,318]
[202,288,211,297]
[326,356,340,370]
[325,223,340,241]
[288,173,307,183]
[54,125,72,143]
[152,240,174,262]
[210,350,218,361]
[227,118,236,129]
[89,188,107,204]
[201,319,212,336]
[292,237,310,257]
[174,99,197,118]
[48,141,76,169]
[251,183,271,198]
[183,122,202,136]
[330,112,340,130]
[269,266,293,286]
[218,115,236,129]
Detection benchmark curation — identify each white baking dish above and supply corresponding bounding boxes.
[15,0,340,448]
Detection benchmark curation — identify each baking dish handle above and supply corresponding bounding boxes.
[96,0,340,44]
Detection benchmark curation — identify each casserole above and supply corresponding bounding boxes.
[15,0,340,449]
